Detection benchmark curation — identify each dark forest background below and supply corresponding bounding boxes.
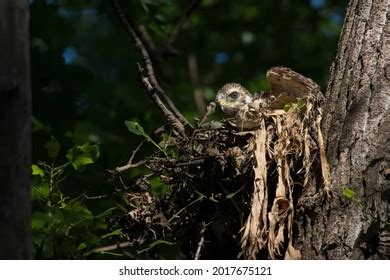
[29,0,347,259]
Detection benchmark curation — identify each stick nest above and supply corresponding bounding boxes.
[107,95,330,259]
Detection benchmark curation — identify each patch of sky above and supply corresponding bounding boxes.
[310,0,326,9]
[58,7,97,19]
[329,11,343,24]
[215,52,229,64]
[63,47,78,65]
[241,31,256,46]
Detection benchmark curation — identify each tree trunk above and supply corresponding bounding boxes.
[0,0,32,259]
[297,0,390,259]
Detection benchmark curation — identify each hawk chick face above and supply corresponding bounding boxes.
[215,83,253,116]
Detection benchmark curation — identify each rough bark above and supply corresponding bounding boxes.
[296,0,389,259]
[0,0,32,259]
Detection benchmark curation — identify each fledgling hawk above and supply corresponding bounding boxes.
[215,66,322,116]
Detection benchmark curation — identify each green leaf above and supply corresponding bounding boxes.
[32,212,51,230]
[125,121,167,155]
[296,98,304,109]
[66,143,100,170]
[62,201,94,224]
[140,0,150,12]
[161,132,170,148]
[125,121,148,137]
[150,177,169,196]
[95,207,117,219]
[32,116,50,132]
[100,228,121,240]
[77,243,87,251]
[32,182,50,201]
[44,136,60,158]
[32,164,45,177]
[137,240,174,254]
[284,102,292,112]
[343,187,356,199]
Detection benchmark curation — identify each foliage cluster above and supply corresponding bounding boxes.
[31,137,121,258]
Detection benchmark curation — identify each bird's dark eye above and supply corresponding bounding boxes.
[228,91,239,99]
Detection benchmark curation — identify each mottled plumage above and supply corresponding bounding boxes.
[215,83,266,116]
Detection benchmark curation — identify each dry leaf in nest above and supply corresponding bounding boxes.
[239,122,268,259]
[238,95,326,259]
[268,197,292,259]
[285,244,302,260]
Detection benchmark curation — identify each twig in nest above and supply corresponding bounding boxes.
[84,192,118,200]
[128,140,145,164]
[90,241,135,258]
[194,222,210,260]
[198,102,216,126]
[116,159,148,173]
[115,155,207,174]
[109,0,189,135]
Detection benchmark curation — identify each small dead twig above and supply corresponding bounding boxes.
[198,102,216,126]
[84,192,117,200]
[113,140,152,174]
[194,222,210,260]
[91,241,135,258]
[128,140,145,165]
[174,158,206,167]
[115,155,207,174]
[116,160,148,173]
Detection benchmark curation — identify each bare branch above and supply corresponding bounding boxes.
[109,0,188,135]
[137,63,186,135]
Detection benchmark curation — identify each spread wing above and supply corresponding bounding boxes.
[266,67,322,109]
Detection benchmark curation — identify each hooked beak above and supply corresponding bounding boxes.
[215,95,224,106]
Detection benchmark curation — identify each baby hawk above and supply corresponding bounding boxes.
[215,67,322,116]
[215,83,267,116]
